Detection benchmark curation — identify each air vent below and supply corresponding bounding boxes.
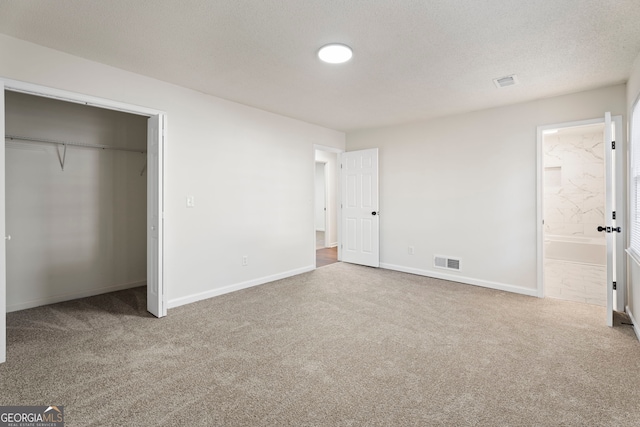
[493,74,519,88]
[434,255,461,271]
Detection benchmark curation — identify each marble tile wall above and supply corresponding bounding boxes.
[543,124,607,306]
[543,125,606,238]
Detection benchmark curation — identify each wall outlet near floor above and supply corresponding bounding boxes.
[242,255,248,266]
[186,195,195,208]
[408,246,414,255]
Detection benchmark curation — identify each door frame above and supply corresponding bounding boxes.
[0,78,166,363]
[536,115,626,314]
[313,144,343,266]
[315,161,328,240]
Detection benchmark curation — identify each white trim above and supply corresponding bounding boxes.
[627,247,640,268]
[0,82,5,363]
[167,265,314,309]
[536,125,544,298]
[6,280,147,313]
[2,77,164,116]
[626,305,640,342]
[380,263,539,297]
[313,144,343,154]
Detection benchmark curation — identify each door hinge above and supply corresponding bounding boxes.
[613,281,617,290]
[341,163,343,169]
[613,211,616,220]
[612,141,616,149]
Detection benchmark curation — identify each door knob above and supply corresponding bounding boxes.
[597,226,621,233]
[371,211,378,216]
[4,235,11,241]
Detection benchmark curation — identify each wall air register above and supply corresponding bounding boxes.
[434,255,461,271]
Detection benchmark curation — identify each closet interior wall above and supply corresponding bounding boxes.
[5,91,147,311]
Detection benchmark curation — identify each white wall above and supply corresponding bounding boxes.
[315,149,338,247]
[0,34,345,308]
[627,51,640,338]
[314,163,326,231]
[347,85,626,295]
[4,91,147,311]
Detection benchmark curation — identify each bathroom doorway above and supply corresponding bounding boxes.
[541,122,607,305]
[537,114,625,325]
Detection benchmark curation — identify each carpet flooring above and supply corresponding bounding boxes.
[1,262,639,426]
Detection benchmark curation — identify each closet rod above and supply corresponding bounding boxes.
[5,134,146,154]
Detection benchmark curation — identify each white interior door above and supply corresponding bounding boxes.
[613,115,626,316]
[341,148,379,267]
[147,115,166,317]
[0,83,6,363]
[604,113,625,327]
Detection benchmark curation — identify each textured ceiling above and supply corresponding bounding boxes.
[0,0,639,131]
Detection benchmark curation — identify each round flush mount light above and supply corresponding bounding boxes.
[318,43,353,64]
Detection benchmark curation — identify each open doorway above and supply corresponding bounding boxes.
[314,146,341,268]
[5,91,148,312]
[541,122,607,306]
[537,114,625,326]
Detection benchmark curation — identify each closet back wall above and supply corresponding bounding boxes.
[5,91,147,311]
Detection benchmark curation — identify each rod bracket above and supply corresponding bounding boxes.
[56,144,67,171]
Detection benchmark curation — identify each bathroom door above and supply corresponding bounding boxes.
[604,112,625,327]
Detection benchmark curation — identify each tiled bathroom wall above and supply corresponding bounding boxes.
[543,124,605,238]
[543,123,607,306]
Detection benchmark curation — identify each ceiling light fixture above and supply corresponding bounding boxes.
[318,44,353,64]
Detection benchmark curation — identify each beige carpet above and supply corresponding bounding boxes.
[1,263,639,426]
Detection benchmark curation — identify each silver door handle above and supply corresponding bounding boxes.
[5,235,11,241]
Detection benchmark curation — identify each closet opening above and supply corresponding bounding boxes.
[3,89,162,317]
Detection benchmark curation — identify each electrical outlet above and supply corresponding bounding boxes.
[408,246,414,255]
[242,255,248,266]
[186,196,195,208]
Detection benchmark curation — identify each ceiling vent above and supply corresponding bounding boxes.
[493,74,519,88]
[434,255,461,271]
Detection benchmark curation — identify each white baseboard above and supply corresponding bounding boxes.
[7,280,147,313]
[328,242,338,248]
[380,263,538,297]
[626,306,640,342]
[168,265,315,309]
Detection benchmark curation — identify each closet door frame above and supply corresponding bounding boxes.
[0,78,167,363]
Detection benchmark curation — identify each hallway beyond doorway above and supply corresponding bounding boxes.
[316,247,338,268]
